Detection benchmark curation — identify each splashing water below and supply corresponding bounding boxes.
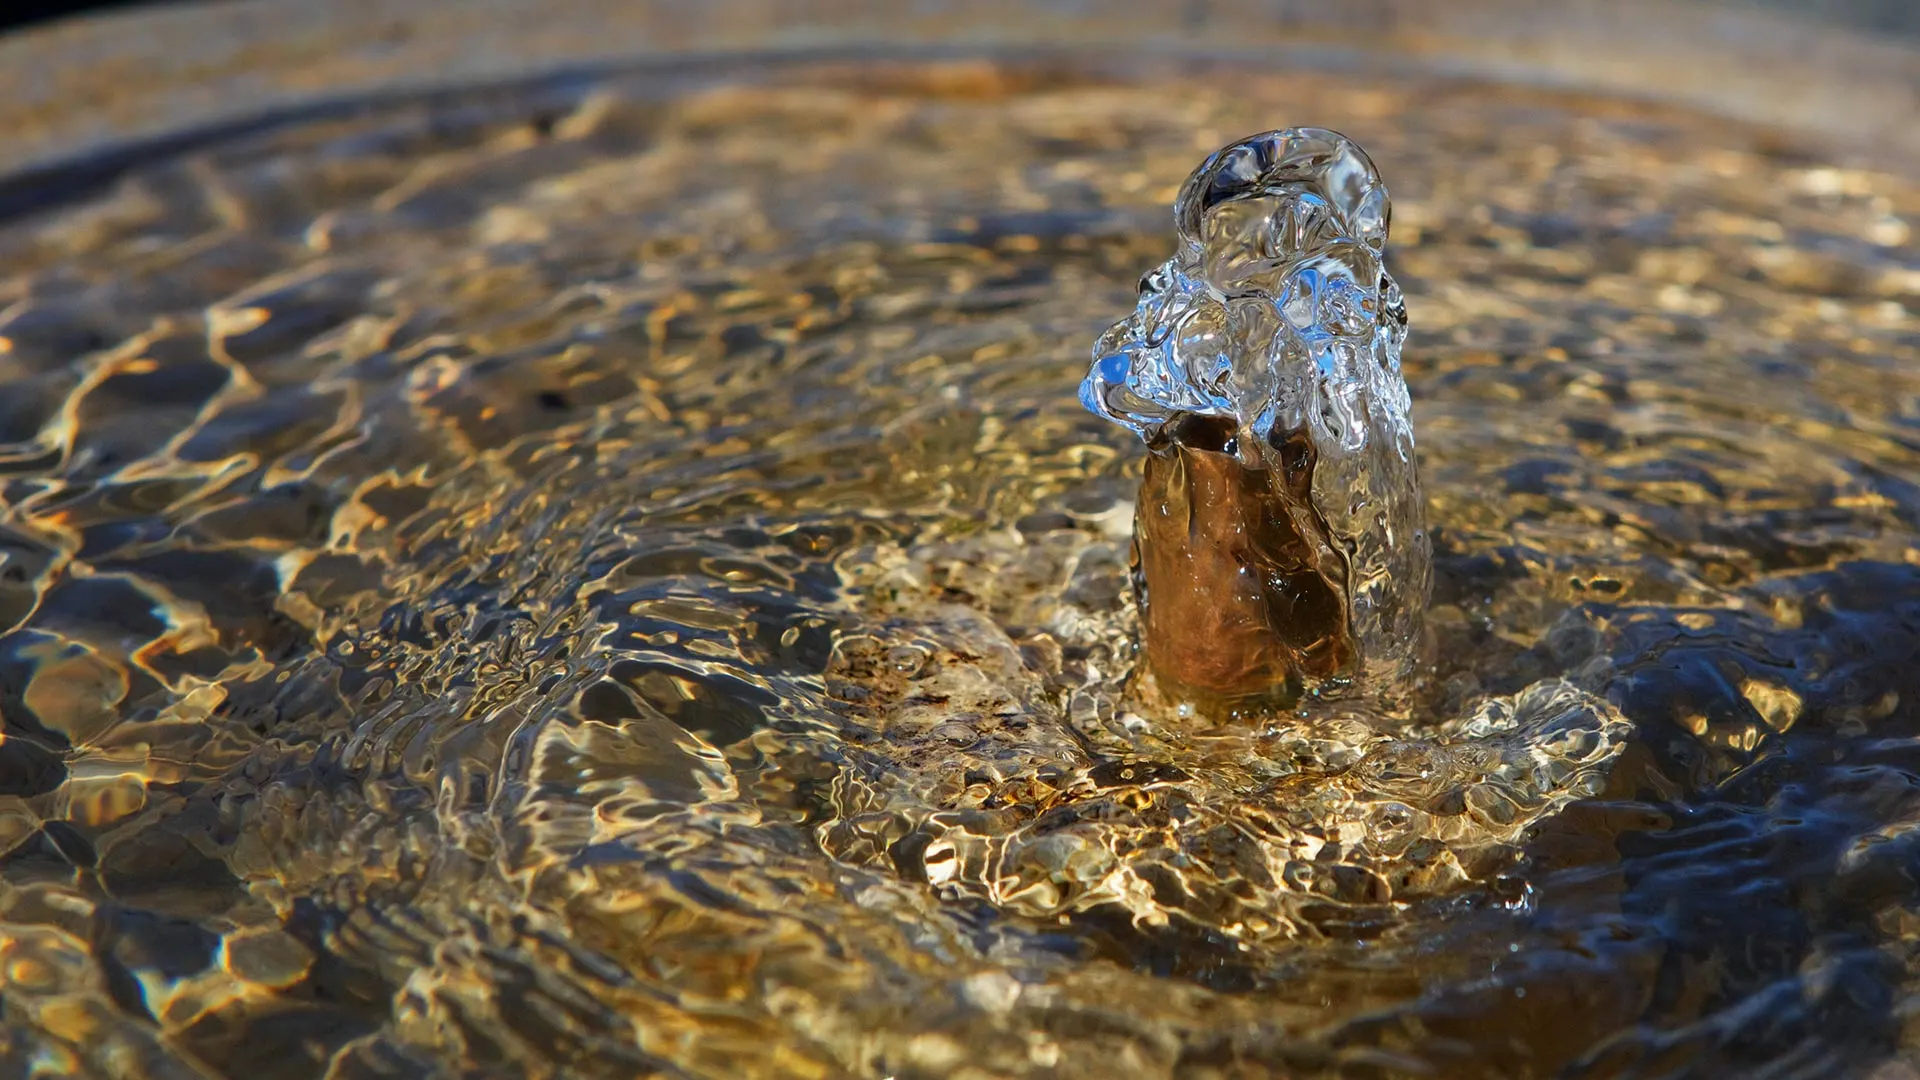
[826,128,1639,948]
[1081,128,1407,448]
[1,50,1918,1080]
[1082,129,1431,694]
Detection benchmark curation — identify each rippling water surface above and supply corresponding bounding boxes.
[1,54,1918,1079]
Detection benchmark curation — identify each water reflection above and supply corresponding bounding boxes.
[0,57,1915,1078]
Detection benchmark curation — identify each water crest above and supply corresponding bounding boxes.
[1083,128,1430,701]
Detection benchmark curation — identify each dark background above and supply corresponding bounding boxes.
[3,0,160,33]
[2,0,1917,40]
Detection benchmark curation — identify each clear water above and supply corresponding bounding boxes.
[1083,126,1432,697]
[0,57,1917,1079]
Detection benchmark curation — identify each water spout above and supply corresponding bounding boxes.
[1082,128,1431,707]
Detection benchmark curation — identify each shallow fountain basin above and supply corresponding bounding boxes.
[0,3,1917,1078]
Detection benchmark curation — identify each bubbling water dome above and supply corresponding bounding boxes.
[1082,128,1432,709]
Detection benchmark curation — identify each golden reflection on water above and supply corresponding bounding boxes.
[0,57,1917,1078]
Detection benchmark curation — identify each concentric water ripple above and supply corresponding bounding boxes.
[0,58,1916,1079]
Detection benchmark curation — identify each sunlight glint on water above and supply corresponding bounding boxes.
[0,56,1915,1079]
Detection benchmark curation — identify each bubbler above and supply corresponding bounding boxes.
[1081,128,1431,710]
